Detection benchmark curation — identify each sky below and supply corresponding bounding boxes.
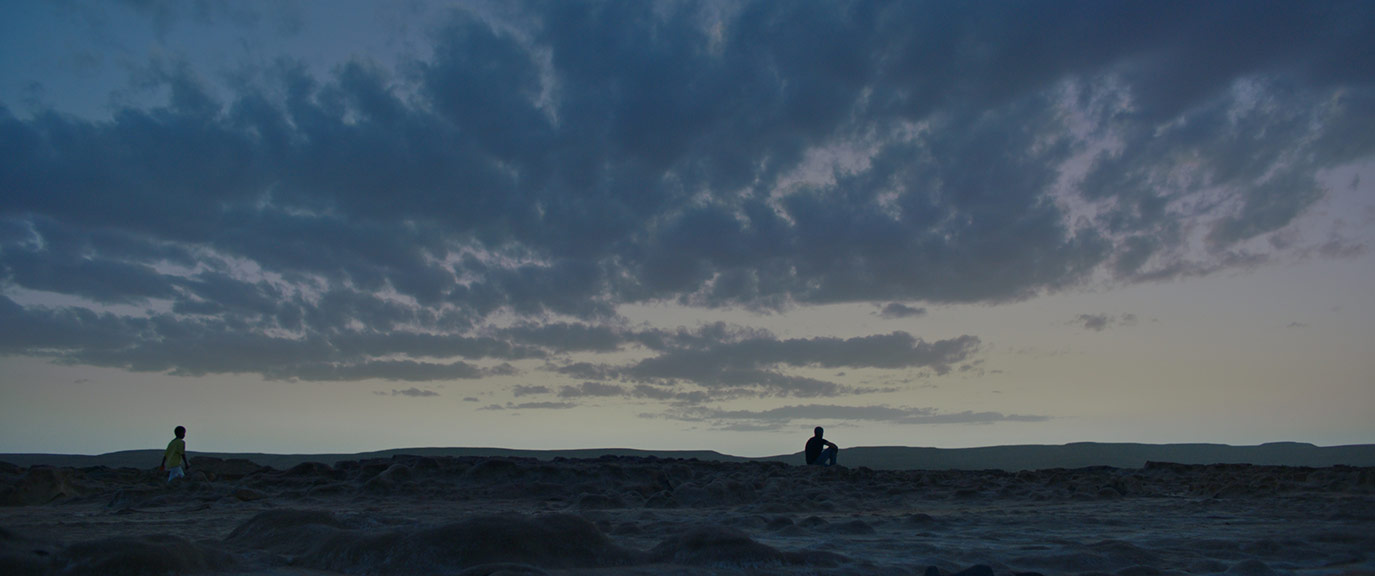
[1,0,1373,457]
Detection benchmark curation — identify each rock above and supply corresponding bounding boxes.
[573,492,624,509]
[456,563,549,576]
[54,534,238,575]
[652,526,784,566]
[2,466,80,506]
[766,516,795,530]
[284,461,334,477]
[953,565,996,576]
[1226,559,1277,576]
[232,488,267,501]
[189,457,264,481]
[832,519,877,535]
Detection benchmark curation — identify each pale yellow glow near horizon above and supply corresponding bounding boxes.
[2,246,1371,457]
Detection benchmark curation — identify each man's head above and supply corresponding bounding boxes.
[175,425,186,439]
[814,426,824,438]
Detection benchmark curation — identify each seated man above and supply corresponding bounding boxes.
[805,426,838,466]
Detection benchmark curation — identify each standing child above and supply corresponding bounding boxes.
[161,425,190,483]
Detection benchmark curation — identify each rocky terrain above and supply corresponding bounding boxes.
[2,455,1373,575]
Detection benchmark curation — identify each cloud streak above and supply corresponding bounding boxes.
[660,404,1049,431]
[534,325,979,402]
[379,387,440,398]
[1073,313,1139,332]
[877,303,927,319]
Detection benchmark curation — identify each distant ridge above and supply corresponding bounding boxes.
[0,447,750,471]
[2,442,1372,471]
[761,442,1375,471]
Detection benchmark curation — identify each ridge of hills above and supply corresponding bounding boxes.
[3,442,1373,471]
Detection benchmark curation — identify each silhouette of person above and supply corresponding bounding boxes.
[160,425,191,483]
[805,426,838,466]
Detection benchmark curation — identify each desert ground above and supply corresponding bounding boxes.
[2,454,1373,575]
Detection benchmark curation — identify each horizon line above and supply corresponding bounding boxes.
[3,440,1370,459]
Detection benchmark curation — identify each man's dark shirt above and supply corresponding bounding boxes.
[805,436,827,464]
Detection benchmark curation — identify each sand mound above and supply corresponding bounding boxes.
[189,457,264,482]
[1,467,81,506]
[54,534,237,575]
[651,526,785,566]
[228,509,641,573]
[225,509,349,549]
[650,525,847,568]
[0,551,49,576]
[922,565,1002,576]
[0,527,51,576]
[1011,539,1162,573]
[405,514,640,569]
[454,563,549,575]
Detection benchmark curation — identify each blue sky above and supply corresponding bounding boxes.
[1,0,1372,456]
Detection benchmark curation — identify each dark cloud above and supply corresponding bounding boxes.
[628,331,979,377]
[512,384,551,397]
[628,384,710,405]
[502,322,624,353]
[558,382,626,398]
[1,1,1372,382]
[0,294,498,382]
[1316,238,1367,260]
[1077,314,1111,332]
[283,359,484,382]
[1073,313,1138,332]
[487,363,519,377]
[877,303,926,319]
[551,362,620,381]
[533,326,979,403]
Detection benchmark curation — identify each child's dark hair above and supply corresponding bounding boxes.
[175,425,186,437]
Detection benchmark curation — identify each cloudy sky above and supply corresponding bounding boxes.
[2,0,1372,457]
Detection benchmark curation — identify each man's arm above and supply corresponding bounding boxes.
[825,440,838,449]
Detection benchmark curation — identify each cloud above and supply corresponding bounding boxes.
[1,1,1372,382]
[512,385,551,397]
[283,360,485,382]
[502,322,625,353]
[1073,313,1139,332]
[380,387,439,398]
[615,328,980,400]
[661,403,1049,431]
[637,325,980,370]
[481,401,577,411]
[552,362,620,381]
[1076,314,1111,332]
[876,303,927,319]
[558,382,627,398]
[1316,238,1367,259]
